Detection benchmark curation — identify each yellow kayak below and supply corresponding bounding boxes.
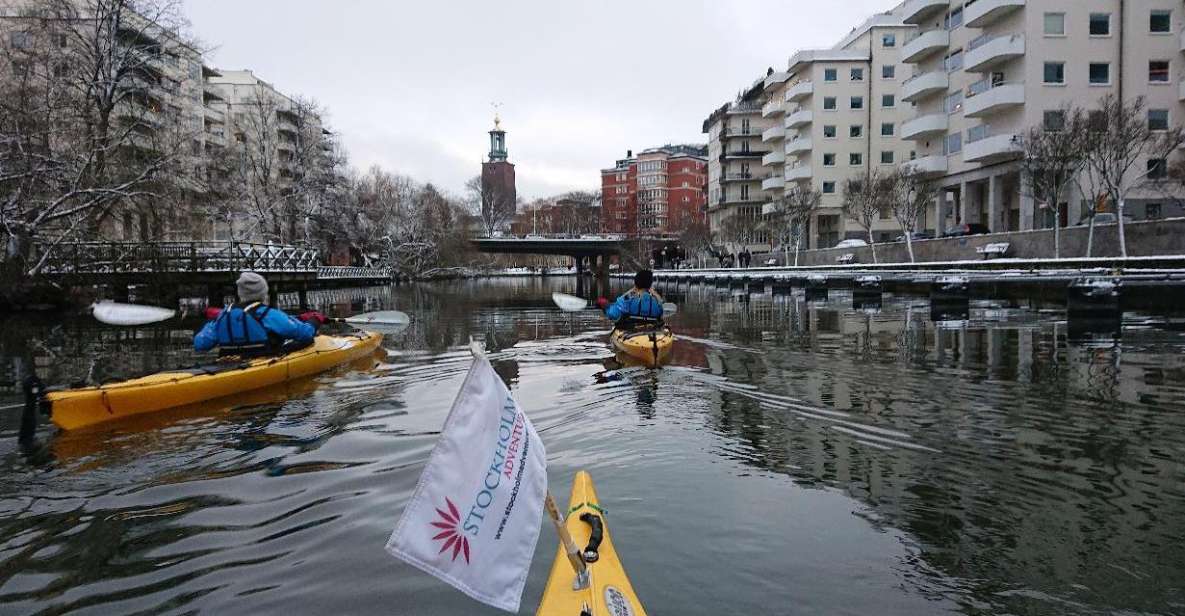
[609,327,674,368]
[537,471,648,616]
[45,332,384,431]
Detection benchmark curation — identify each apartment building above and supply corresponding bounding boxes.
[599,144,708,236]
[900,0,1185,232]
[704,75,780,251]
[773,12,917,248]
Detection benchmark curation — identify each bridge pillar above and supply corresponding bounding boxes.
[207,284,225,308]
[596,254,610,298]
[298,283,309,309]
[112,283,129,303]
[268,284,279,306]
[575,256,586,297]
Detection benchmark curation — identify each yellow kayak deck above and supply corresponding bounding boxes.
[537,471,648,616]
[45,332,383,431]
[610,327,674,368]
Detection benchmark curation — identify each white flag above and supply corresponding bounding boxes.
[386,354,548,613]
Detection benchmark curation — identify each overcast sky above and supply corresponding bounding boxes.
[183,0,896,200]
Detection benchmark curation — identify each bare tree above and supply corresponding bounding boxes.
[887,168,939,263]
[1016,106,1089,259]
[1080,95,1185,257]
[841,170,892,263]
[1,0,200,277]
[465,174,514,236]
[781,183,821,266]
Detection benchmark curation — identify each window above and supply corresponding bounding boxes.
[1148,158,1168,180]
[823,125,837,138]
[880,151,895,165]
[823,153,837,166]
[944,51,964,73]
[9,31,31,49]
[946,7,963,30]
[944,91,964,114]
[822,181,836,194]
[56,33,68,48]
[882,94,895,108]
[823,96,837,110]
[1147,203,1163,219]
[850,125,863,138]
[881,122,895,136]
[1149,60,1170,82]
[851,68,865,81]
[1044,61,1066,84]
[882,65,895,79]
[882,33,896,48]
[850,96,864,110]
[1089,62,1110,85]
[1044,110,1066,131]
[1090,13,1111,36]
[945,132,963,155]
[1149,109,1169,131]
[1151,10,1172,33]
[850,153,863,166]
[1044,12,1066,36]
[824,68,838,82]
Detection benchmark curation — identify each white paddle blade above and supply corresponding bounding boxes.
[92,302,176,326]
[663,302,678,315]
[552,292,589,312]
[344,310,410,325]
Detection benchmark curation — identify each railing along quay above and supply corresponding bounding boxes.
[37,241,319,275]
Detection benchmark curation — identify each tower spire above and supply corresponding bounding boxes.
[488,103,508,162]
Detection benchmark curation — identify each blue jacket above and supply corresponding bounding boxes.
[194,303,315,354]
[606,289,664,323]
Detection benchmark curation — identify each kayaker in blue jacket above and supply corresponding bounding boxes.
[194,272,325,356]
[596,270,664,329]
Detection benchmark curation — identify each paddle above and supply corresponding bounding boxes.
[551,292,678,315]
[92,301,410,327]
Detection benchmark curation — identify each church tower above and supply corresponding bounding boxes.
[481,113,517,232]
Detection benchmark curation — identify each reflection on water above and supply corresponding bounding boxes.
[2,277,1185,615]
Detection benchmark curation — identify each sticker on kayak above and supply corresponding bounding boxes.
[604,586,635,616]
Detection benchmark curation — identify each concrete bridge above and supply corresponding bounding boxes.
[471,236,632,294]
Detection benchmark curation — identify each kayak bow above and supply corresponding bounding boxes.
[537,471,648,616]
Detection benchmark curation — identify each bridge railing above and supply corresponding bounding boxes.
[317,266,392,280]
[37,241,320,275]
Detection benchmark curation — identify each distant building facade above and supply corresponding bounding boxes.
[599,144,707,236]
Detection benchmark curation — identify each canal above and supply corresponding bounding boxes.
[1,277,1184,615]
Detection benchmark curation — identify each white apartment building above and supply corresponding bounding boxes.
[773,12,918,248]
[900,0,1185,232]
[704,73,780,252]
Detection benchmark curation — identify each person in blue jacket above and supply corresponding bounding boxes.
[194,272,325,356]
[595,270,664,330]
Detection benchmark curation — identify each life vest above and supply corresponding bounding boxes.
[617,289,664,327]
[212,302,282,356]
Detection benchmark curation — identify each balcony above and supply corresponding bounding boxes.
[965,0,1025,28]
[762,99,784,118]
[205,132,226,147]
[762,175,785,191]
[965,33,1025,73]
[964,132,1021,163]
[901,0,949,24]
[203,106,225,123]
[784,80,814,102]
[726,101,763,115]
[901,155,948,176]
[722,127,760,139]
[902,29,951,63]
[901,70,949,103]
[901,113,949,140]
[1180,79,1185,101]
[722,172,761,183]
[785,165,813,181]
[1180,28,1185,52]
[762,125,785,143]
[721,149,769,160]
[964,82,1025,118]
[765,70,789,87]
[763,150,786,166]
[785,137,812,154]
[785,109,813,128]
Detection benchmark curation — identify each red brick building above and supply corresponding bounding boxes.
[600,144,707,237]
[481,116,516,232]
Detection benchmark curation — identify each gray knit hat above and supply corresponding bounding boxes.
[236,271,269,303]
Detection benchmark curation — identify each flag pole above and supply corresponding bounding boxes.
[545,491,589,590]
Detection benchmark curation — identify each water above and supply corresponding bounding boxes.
[2,278,1184,615]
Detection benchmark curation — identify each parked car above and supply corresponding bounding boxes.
[834,238,868,249]
[941,223,990,238]
[895,231,933,242]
